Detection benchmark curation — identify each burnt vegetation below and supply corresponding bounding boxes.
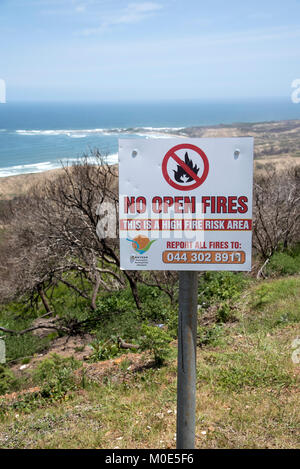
[0,151,299,338]
[253,165,300,275]
[0,151,178,339]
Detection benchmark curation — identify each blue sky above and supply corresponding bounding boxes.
[0,0,300,101]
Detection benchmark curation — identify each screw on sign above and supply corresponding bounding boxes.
[162,143,209,191]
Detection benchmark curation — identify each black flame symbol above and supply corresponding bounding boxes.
[173,152,199,183]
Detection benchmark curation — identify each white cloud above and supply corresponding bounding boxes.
[75,5,86,12]
[113,2,162,24]
[28,0,91,15]
[81,1,163,35]
[127,2,162,13]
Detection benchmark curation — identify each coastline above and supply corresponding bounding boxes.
[1,119,299,200]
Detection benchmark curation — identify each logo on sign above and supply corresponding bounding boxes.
[162,143,209,191]
[126,235,156,255]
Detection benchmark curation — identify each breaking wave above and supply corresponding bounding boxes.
[0,154,118,178]
[0,126,184,178]
[15,126,184,138]
[0,161,56,177]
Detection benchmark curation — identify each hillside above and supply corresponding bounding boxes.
[0,168,63,201]
[0,120,299,449]
[180,119,300,160]
[0,271,299,449]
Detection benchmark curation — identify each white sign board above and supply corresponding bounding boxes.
[119,138,253,271]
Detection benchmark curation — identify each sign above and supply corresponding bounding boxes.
[119,138,253,271]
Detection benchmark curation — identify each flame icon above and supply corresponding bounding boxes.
[173,152,199,183]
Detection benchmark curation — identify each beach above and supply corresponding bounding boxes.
[1,99,300,178]
[0,119,299,200]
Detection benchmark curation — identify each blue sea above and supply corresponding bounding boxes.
[0,99,299,177]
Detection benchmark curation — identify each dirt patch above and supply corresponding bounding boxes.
[43,334,94,361]
[30,315,62,339]
[76,352,153,384]
[0,386,40,402]
[25,315,94,363]
[11,333,94,378]
[1,352,152,402]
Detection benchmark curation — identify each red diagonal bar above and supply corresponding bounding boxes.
[170,152,201,183]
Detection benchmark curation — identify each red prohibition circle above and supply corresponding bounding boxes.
[162,143,209,191]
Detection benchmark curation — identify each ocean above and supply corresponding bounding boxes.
[0,99,299,177]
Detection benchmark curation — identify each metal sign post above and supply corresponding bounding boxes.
[176,271,198,449]
[118,137,254,450]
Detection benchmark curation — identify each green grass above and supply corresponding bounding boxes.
[0,319,298,448]
[49,280,91,322]
[86,284,177,356]
[199,346,295,392]
[267,245,300,277]
[0,303,51,362]
[198,271,248,304]
[0,259,299,448]
[239,276,300,333]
